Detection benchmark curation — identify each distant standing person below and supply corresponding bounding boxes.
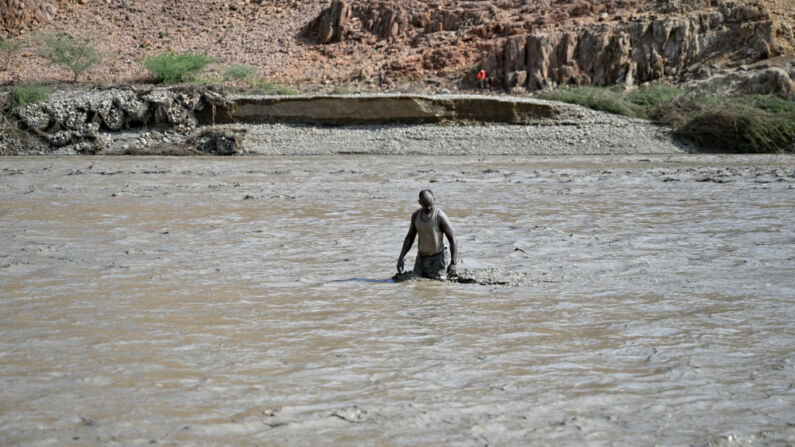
[379,68,387,89]
[477,68,486,91]
[396,189,458,279]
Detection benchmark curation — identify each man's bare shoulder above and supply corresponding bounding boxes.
[437,208,454,228]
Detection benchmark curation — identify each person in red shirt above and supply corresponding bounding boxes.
[477,69,486,91]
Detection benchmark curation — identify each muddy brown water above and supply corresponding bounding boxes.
[1,155,794,446]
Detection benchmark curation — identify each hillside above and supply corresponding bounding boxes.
[0,0,793,93]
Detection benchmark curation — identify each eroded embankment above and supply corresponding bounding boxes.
[203,94,564,125]
[2,86,685,155]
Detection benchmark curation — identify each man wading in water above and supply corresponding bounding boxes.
[396,189,458,279]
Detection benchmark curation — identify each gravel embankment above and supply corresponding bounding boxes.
[235,119,689,156]
[213,95,692,156]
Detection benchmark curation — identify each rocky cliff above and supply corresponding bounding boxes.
[484,1,788,91]
[303,0,794,94]
[1,0,792,95]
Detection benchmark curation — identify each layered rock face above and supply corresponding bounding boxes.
[485,2,787,91]
[303,0,793,92]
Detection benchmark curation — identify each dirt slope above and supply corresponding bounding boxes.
[1,0,792,92]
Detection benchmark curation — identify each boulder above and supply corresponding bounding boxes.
[186,127,247,155]
[117,92,149,123]
[18,103,50,131]
[739,67,795,99]
[100,106,125,130]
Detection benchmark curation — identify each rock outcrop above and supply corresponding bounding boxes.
[301,0,350,44]
[13,86,220,154]
[185,127,247,156]
[301,0,793,93]
[483,1,787,91]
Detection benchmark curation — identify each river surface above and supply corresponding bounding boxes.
[1,155,794,446]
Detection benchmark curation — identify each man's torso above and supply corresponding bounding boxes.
[414,207,444,256]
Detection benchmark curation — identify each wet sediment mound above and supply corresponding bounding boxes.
[393,267,563,287]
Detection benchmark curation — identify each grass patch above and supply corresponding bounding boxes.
[540,83,793,152]
[38,33,103,82]
[191,76,224,85]
[540,85,641,117]
[625,83,684,109]
[331,84,355,95]
[9,84,50,111]
[224,64,256,82]
[143,52,214,84]
[539,83,684,118]
[654,93,795,153]
[247,80,298,95]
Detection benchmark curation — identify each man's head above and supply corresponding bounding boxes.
[418,189,435,212]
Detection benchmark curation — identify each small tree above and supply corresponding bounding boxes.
[0,38,23,72]
[38,33,103,82]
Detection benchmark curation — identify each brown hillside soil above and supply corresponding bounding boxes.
[0,0,792,92]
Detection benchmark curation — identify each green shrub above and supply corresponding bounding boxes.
[663,94,794,153]
[224,64,256,81]
[540,83,792,152]
[9,84,50,111]
[143,52,214,84]
[625,83,683,109]
[540,83,684,119]
[38,33,103,82]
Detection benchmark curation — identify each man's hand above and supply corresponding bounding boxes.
[447,262,457,278]
[397,257,405,274]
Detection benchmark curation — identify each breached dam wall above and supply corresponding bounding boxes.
[199,94,564,126]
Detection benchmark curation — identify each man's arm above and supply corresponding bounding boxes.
[438,211,458,277]
[396,212,418,273]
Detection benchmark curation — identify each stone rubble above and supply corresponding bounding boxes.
[12,86,222,154]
